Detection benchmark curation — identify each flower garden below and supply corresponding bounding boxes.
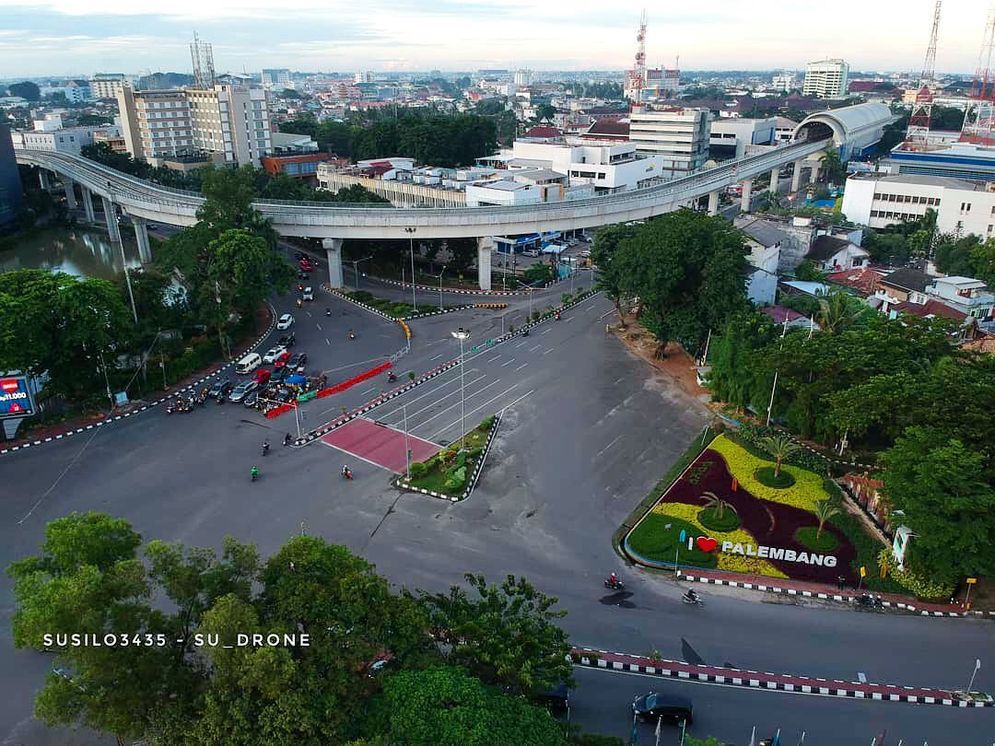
[626,435,864,585]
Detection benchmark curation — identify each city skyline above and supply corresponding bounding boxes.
[0,0,989,79]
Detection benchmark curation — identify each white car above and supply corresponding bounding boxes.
[302,286,314,301]
[276,313,294,330]
[262,346,288,364]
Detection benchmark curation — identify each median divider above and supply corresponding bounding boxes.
[473,302,508,309]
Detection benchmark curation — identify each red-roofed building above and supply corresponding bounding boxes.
[892,298,965,322]
[825,267,885,296]
[523,125,563,141]
[260,153,339,181]
[581,119,630,142]
[761,305,818,331]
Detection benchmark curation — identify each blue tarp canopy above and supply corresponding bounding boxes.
[286,374,307,385]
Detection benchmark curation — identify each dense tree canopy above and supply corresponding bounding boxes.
[8,516,586,745]
[7,81,40,101]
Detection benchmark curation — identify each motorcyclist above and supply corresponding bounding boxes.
[555,311,561,320]
[348,329,356,340]
[325,307,331,316]
[283,433,292,447]
[262,440,270,456]
[387,371,397,383]
[608,572,620,589]
[341,464,352,478]
[250,466,260,481]
[523,327,530,336]
[684,588,699,603]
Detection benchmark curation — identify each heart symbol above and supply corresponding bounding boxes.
[696,536,719,553]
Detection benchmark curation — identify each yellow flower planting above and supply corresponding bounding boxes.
[655,502,788,579]
[709,435,829,513]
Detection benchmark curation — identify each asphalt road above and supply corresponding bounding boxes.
[2,278,994,743]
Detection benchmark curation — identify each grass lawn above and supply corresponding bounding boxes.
[346,290,460,318]
[405,421,492,497]
[626,513,718,568]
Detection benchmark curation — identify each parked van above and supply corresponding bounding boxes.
[235,352,262,374]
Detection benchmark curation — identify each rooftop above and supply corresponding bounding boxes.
[880,267,932,293]
[932,276,987,288]
[893,298,966,321]
[806,235,853,261]
[762,306,806,323]
[826,267,884,295]
[472,179,530,192]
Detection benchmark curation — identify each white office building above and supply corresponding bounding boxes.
[803,59,849,99]
[626,107,711,177]
[772,73,796,93]
[709,117,776,158]
[90,74,127,100]
[262,69,292,89]
[10,126,103,154]
[513,69,532,87]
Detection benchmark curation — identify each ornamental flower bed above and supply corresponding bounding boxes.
[626,436,859,585]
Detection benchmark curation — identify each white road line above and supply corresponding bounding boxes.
[430,353,445,361]
[501,358,516,367]
[488,354,503,363]
[315,323,322,331]
[529,344,541,352]
[595,434,623,458]
[541,328,552,335]
[379,373,487,422]
[18,427,102,525]
[429,384,519,439]
[500,388,535,413]
[319,437,394,473]
[515,363,529,372]
[543,348,555,355]
[361,386,378,395]
[600,309,616,319]
[325,338,330,346]
[415,379,505,431]
[515,341,528,348]
[388,374,489,423]
[565,316,575,322]
[612,376,625,385]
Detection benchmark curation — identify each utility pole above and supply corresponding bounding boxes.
[451,327,470,447]
[402,403,411,479]
[404,227,417,311]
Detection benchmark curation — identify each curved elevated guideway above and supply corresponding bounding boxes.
[16,102,891,288]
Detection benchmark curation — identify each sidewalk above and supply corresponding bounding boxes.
[572,647,994,707]
[678,567,990,618]
[0,306,275,458]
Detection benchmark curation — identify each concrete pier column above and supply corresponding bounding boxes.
[38,170,51,191]
[476,237,494,291]
[322,238,344,289]
[132,216,152,263]
[101,196,121,243]
[740,178,754,213]
[63,178,77,210]
[768,167,780,194]
[81,187,96,224]
[707,191,720,216]
[790,160,804,193]
[809,164,821,184]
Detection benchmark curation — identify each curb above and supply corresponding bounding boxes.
[570,648,995,707]
[396,413,502,502]
[679,572,995,619]
[0,308,277,458]
[366,273,577,297]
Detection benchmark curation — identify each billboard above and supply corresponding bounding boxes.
[0,376,36,419]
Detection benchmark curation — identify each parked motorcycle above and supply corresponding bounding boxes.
[856,593,883,609]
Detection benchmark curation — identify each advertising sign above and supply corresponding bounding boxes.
[0,376,36,419]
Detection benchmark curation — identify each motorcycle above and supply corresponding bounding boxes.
[603,576,625,591]
[250,467,260,482]
[262,441,270,457]
[522,328,530,337]
[555,312,561,320]
[341,467,353,480]
[387,372,397,383]
[325,308,332,317]
[682,593,704,607]
[856,593,883,609]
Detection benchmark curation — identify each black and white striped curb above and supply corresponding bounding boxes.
[367,276,533,296]
[396,414,502,502]
[323,285,398,323]
[401,306,473,320]
[0,308,277,458]
[679,572,994,618]
[294,359,462,447]
[571,648,995,707]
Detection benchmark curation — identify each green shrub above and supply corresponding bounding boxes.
[531,310,541,321]
[409,461,428,478]
[794,526,839,552]
[407,371,416,381]
[467,446,484,459]
[879,548,955,600]
[479,415,496,431]
[561,292,573,305]
[754,466,796,488]
[454,451,467,469]
[698,507,742,532]
[349,290,374,303]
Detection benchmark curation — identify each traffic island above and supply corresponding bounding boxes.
[396,415,500,502]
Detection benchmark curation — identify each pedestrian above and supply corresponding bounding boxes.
[837,575,845,591]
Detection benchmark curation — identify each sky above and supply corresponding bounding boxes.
[0,0,989,79]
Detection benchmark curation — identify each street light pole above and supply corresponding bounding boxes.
[405,227,417,311]
[352,255,373,291]
[402,403,411,479]
[451,328,470,448]
[438,266,446,310]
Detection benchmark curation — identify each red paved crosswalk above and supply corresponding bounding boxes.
[320,417,441,474]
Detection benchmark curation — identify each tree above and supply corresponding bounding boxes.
[418,574,573,697]
[379,667,566,746]
[612,211,750,354]
[701,491,736,520]
[817,290,864,335]
[8,81,40,101]
[534,103,557,123]
[522,262,553,285]
[970,238,995,288]
[333,184,390,204]
[881,427,995,582]
[759,434,799,477]
[197,166,270,238]
[813,500,840,540]
[818,148,846,185]
[446,237,477,274]
[934,233,980,276]
[590,224,638,326]
[76,113,114,127]
[794,259,826,282]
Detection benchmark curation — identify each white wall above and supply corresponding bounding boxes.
[465,182,541,207]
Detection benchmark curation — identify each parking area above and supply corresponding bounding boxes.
[320,417,442,473]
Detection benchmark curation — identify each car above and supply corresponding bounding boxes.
[632,692,693,725]
[276,313,294,330]
[229,380,259,403]
[299,258,313,271]
[287,352,307,370]
[273,351,293,368]
[208,379,233,399]
[278,332,296,348]
[297,269,310,280]
[253,368,272,385]
[270,366,289,384]
[242,390,260,408]
[302,286,314,301]
[262,346,288,364]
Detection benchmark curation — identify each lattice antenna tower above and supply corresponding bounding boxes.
[961,6,995,145]
[626,11,648,104]
[907,1,942,146]
[191,31,216,89]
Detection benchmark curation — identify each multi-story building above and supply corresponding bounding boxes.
[626,107,711,177]
[883,141,995,183]
[262,69,292,89]
[90,74,127,100]
[773,116,799,144]
[709,117,776,159]
[10,127,101,154]
[803,59,849,99]
[925,276,994,322]
[117,84,271,167]
[772,73,796,93]
[513,69,532,87]
[0,123,23,228]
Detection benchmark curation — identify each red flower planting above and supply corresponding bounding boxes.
[664,450,857,584]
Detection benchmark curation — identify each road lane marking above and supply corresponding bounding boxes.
[600,309,616,319]
[315,323,322,331]
[18,427,102,525]
[361,386,378,395]
[430,353,445,361]
[388,374,489,422]
[501,358,516,367]
[543,348,555,355]
[515,341,528,348]
[429,384,519,439]
[325,338,330,346]
[500,388,535,412]
[612,376,625,385]
[565,316,575,322]
[529,345,541,352]
[595,434,623,458]
[488,354,503,363]
[515,363,529,371]
[541,328,552,335]
[416,379,506,432]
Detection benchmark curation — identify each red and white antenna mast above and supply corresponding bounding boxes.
[907,0,942,147]
[962,6,995,145]
[626,11,648,105]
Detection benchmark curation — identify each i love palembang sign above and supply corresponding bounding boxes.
[690,535,838,568]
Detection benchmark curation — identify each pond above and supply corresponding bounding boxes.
[0,226,143,281]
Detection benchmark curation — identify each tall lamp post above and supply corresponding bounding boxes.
[350,255,374,291]
[430,265,447,311]
[404,227,417,311]
[402,403,411,479]
[451,327,470,448]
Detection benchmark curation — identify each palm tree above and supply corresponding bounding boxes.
[819,148,846,185]
[817,290,863,335]
[759,434,799,478]
[814,500,841,540]
[701,491,737,520]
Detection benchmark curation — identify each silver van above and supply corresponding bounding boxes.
[235,352,262,374]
